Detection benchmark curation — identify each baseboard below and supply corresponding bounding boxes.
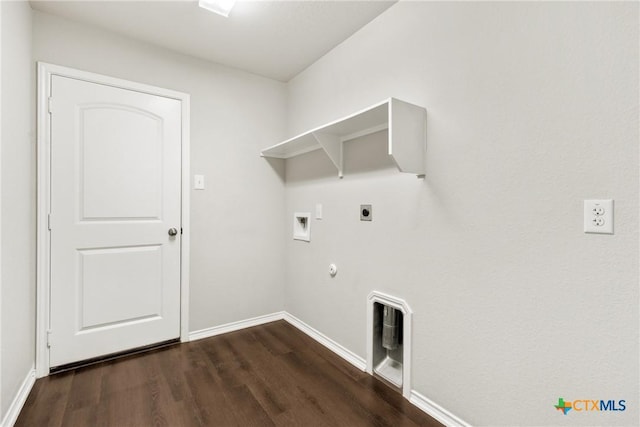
[1,368,35,427]
[188,311,285,342]
[283,312,367,371]
[410,390,471,427]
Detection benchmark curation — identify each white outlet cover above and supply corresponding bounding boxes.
[584,199,613,234]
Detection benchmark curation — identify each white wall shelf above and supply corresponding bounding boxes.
[261,98,426,178]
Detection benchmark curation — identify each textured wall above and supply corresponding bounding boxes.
[285,2,639,425]
[1,0,35,420]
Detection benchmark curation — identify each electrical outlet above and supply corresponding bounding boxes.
[584,200,613,234]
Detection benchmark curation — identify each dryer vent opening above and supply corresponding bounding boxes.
[372,302,404,389]
[367,291,412,398]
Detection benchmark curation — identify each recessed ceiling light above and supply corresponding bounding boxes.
[198,0,236,18]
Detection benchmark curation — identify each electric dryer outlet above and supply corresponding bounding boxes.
[360,204,372,221]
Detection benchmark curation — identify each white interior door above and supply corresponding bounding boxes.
[49,75,182,368]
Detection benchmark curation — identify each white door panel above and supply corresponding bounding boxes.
[78,245,163,330]
[49,75,182,367]
[80,105,163,220]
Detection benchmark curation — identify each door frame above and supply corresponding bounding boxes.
[36,62,191,378]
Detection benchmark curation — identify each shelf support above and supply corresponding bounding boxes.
[312,132,343,178]
[388,99,427,176]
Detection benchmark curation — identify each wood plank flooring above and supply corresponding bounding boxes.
[16,320,443,427]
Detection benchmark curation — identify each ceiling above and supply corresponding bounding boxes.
[30,0,396,82]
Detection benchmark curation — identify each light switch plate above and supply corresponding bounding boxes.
[194,175,205,190]
[584,199,613,234]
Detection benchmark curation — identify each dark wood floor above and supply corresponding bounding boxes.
[16,320,442,427]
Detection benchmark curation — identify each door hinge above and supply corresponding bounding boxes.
[47,213,52,231]
[181,227,183,235]
[48,97,53,114]
[47,330,53,348]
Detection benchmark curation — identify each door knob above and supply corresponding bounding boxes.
[168,228,178,236]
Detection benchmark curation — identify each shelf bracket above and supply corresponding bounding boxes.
[312,132,343,179]
[388,98,427,176]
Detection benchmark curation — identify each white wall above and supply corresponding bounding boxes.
[33,11,287,333]
[1,0,35,421]
[285,2,638,426]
